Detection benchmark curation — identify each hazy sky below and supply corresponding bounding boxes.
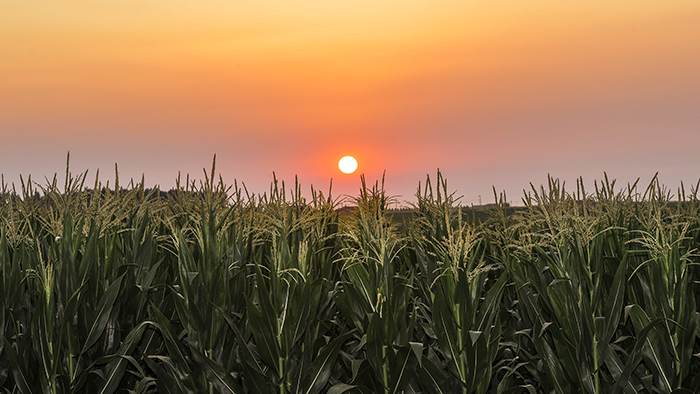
[2,1,699,205]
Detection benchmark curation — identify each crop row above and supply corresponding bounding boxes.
[1,167,700,393]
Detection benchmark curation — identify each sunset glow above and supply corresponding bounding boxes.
[2,1,699,203]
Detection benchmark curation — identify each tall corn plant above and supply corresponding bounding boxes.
[3,157,700,393]
[234,176,349,394]
[504,176,631,394]
[503,175,700,393]
[333,175,419,394]
[0,161,165,393]
[148,157,247,394]
[410,171,507,394]
[612,177,700,393]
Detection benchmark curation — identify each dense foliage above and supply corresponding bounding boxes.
[1,165,700,393]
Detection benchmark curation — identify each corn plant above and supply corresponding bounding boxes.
[1,158,700,393]
[332,175,419,394]
[410,172,507,394]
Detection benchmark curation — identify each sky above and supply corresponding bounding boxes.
[2,1,700,206]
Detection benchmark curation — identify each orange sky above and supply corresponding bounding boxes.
[2,1,700,204]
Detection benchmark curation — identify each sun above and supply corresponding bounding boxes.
[338,156,358,174]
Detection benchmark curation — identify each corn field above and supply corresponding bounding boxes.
[1,164,700,393]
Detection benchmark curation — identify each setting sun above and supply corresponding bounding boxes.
[338,156,358,174]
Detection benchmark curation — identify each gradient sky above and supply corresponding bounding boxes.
[2,1,699,205]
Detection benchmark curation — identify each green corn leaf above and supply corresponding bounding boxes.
[303,330,355,394]
[4,337,33,394]
[465,331,491,392]
[327,383,359,394]
[365,312,386,382]
[151,303,190,370]
[627,305,673,393]
[327,383,374,394]
[81,275,124,354]
[255,262,281,345]
[476,271,508,335]
[390,281,411,340]
[547,278,582,346]
[216,305,267,377]
[600,254,626,355]
[246,297,280,375]
[351,358,366,382]
[281,280,313,352]
[142,355,187,394]
[674,277,697,383]
[611,316,669,394]
[190,345,244,394]
[603,344,642,394]
[498,384,538,394]
[132,209,149,257]
[409,342,423,366]
[415,355,450,394]
[345,261,374,313]
[531,319,569,394]
[134,376,158,394]
[240,353,273,394]
[0,305,4,359]
[175,231,194,306]
[138,259,162,292]
[388,344,419,394]
[97,321,149,394]
[433,290,463,381]
[335,286,368,333]
[31,301,53,391]
[63,281,86,330]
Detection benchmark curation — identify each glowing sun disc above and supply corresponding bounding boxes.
[339,156,358,174]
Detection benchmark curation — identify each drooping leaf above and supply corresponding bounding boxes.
[142,355,186,394]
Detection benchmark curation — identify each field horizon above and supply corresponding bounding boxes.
[1,158,699,392]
